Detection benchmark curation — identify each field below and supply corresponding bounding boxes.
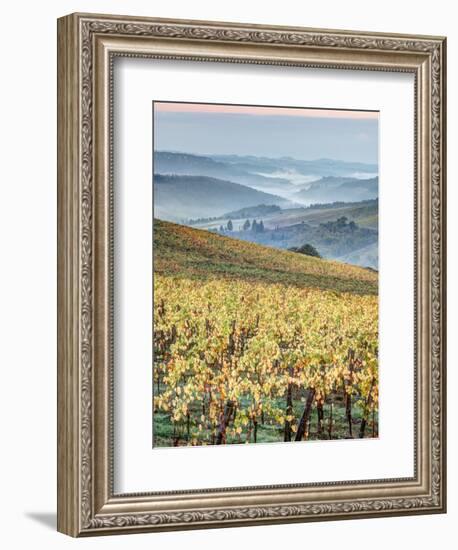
[153,219,377,295]
[153,220,378,447]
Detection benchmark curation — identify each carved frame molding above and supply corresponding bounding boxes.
[57,13,446,536]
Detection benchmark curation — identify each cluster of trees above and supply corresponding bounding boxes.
[242,219,265,233]
[288,243,321,258]
[219,219,265,233]
[188,215,220,225]
[301,199,377,211]
[220,220,234,232]
[321,216,357,233]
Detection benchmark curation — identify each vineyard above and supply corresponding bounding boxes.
[153,220,378,447]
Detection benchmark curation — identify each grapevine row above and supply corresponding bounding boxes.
[153,275,378,446]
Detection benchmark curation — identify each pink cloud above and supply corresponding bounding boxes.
[154,102,378,120]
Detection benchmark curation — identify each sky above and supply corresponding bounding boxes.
[153,102,379,164]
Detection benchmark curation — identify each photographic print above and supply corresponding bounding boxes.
[153,101,379,448]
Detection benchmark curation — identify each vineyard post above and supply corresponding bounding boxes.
[328,400,333,439]
[316,399,324,437]
[295,388,316,441]
[216,400,235,444]
[359,377,375,439]
[345,348,355,437]
[284,364,294,442]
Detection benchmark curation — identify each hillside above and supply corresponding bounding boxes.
[262,199,378,229]
[294,176,378,204]
[154,151,295,194]
[154,151,378,199]
[190,199,378,231]
[154,219,377,295]
[227,218,378,268]
[209,153,378,178]
[153,174,290,220]
[187,200,379,268]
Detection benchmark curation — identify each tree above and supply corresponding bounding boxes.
[336,216,348,228]
[243,219,251,231]
[258,220,265,233]
[288,243,321,258]
[227,219,233,231]
[219,225,224,232]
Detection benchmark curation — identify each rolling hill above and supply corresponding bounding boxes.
[209,153,378,178]
[154,219,378,295]
[261,199,378,229]
[225,218,378,268]
[186,199,379,268]
[153,151,378,199]
[153,174,290,220]
[154,151,295,194]
[189,199,378,231]
[294,176,378,204]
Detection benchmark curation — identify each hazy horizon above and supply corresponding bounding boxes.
[153,102,379,165]
[154,148,378,168]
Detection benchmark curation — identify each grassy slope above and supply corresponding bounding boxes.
[154,219,377,295]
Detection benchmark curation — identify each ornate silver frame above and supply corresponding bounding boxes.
[57,12,446,536]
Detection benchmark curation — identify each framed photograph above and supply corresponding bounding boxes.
[57,13,446,536]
